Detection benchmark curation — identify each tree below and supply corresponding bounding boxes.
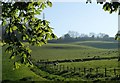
[1,0,57,69]
[97,33,106,38]
[68,31,80,38]
[86,0,120,15]
[80,33,88,38]
[64,33,71,39]
[103,34,109,38]
[89,32,96,38]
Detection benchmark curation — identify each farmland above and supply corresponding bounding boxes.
[31,42,118,61]
[2,40,120,81]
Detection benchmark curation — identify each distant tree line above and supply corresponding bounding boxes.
[62,31,110,39]
[49,31,116,43]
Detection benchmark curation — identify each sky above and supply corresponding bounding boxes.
[36,2,119,37]
[0,1,118,37]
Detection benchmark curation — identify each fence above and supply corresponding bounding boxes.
[35,59,120,79]
[38,63,120,78]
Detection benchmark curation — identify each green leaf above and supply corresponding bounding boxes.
[103,6,107,11]
[32,38,36,42]
[19,12,24,17]
[2,20,6,26]
[28,3,33,9]
[10,28,12,33]
[48,28,52,33]
[23,54,27,58]
[22,35,26,40]
[23,36,26,40]
[32,18,35,22]
[40,3,46,10]
[43,20,46,25]
[22,25,26,29]
[11,56,15,60]
[28,49,32,53]
[13,26,17,30]
[51,33,57,39]
[25,34,29,39]
[24,18,28,23]
[10,52,15,60]
[35,10,41,14]
[47,1,52,7]
[45,33,50,40]
[14,62,21,69]
[115,35,120,40]
[5,46,13,53]
[103,2,110,11]
[25,62,30,67]
[41,39,46,44]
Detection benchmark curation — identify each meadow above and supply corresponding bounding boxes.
[31,42,118,61]
[2,40,120,81]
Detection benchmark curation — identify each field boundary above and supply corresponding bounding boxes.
[36,56,118,64]
[33,62,120,81]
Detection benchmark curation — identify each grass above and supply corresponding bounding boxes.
[2,46,48,81]
[31,43,118,61]
[73,41,118,49]
[58,59,119,69]
[2,40,120,81]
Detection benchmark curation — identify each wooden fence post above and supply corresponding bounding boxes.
[63,65,65,71]
[67,66,69,71]
[70,67,73,72]
[84,68,86,75]
[96,67,98,74]
[74,67,76,73]
[53,64,55,69]
[56,65,58,70]
[79,68,80,73]
[52,65,55,72]
[105,68,107,77]
[46,59,48,63]
[114,68,116,76]
[89,68,92,74]
[59,65,62,71]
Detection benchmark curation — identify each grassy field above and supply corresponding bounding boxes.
[73,41,118,49]
[2,40,120,81]
[59,59,118,69]
[31,43,118,61]
[2,46,48,81]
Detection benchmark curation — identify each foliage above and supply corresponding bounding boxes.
[1,0,57,69]
[103,2,120,14]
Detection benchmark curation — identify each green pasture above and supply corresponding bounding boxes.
[2,46,47,81]
[59,59,119,69]
[73,41,118,49]
[1,40,120,81]
[31,42,118,61]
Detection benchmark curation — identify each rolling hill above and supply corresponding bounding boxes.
[2,40,119,81]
